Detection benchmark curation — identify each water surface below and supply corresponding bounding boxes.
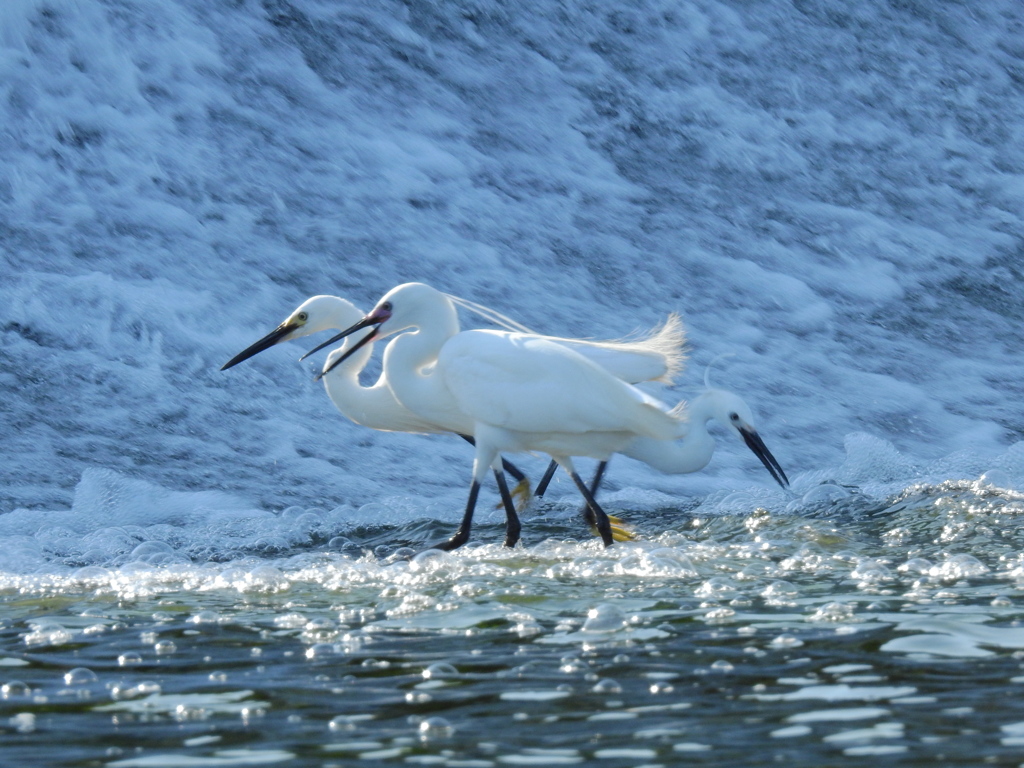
[4,479,1024,767]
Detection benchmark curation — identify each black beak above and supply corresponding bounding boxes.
[298,315,379,362]
[298,313,385,381]
[221,322,297,370]
[312,326,378,381]
[739,427,790,489]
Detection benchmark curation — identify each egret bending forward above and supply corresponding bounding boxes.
[310,283,686,550]
[534,368,790,499]
[617,387,789,489]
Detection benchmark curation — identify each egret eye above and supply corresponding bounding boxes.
[297,312,308,323]
[381,301,393,312]
[729,412,740,422]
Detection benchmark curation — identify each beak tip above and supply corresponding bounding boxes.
[740,427,789,491]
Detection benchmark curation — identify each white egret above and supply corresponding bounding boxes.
[532,375,789,502]
[307,282,687,550]
[618,387,789,486]
[220,295,530,545]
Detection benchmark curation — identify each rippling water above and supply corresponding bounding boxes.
[4,478,1024,767]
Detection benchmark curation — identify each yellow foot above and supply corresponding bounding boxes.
[590,513,636,542]
[494,478,533,513]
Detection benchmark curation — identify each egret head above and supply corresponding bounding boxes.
[303,283,455,379]
[702,389,757,436]
[220,295,363,370]
[701,388,790,490]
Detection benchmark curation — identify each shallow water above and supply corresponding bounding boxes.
[3,480,1024,767]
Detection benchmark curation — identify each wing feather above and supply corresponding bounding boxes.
[440,330,678,439]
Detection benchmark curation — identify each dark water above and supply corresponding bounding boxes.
[3,482,1024,767]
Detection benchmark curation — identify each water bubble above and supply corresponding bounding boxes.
[110,681,161,700]
[189,611,222,625]
[720,492,756,510]
[328,536,356,551]
[154,640,177,655]
[810,602,855,622]
[769,634,803,649]
[762,580,799,605]
[305,618,337,633]
[9,712,35,733]
[63,668,98,686]
[992,595,1013,607]
[709,660,734,673]
[2,681,30,698]
[704,607,736,622]
[696,577,737,599]
[592,678,623,694]
[514,620,543,637]
[73,566,111,582]
[293,512,323,534]
[649,681,674,694]
[560,657,586,674]
[130,541,174,562]
[935,553,989,581]
[850,558,892,584]
[24,620,73,648]
[409,548,447,572]
[801,484,851,506]
[174,704,209,721]
[273,613,307,629]
[252,537,289,555]
[246,565,289,593]
[980,469,1012,489]
[118,652,144,666]
[897,558,933,574]
[582,604,627,633]
[241,706,267,723]
[306,643,337,660]
[422,662,459,680]
[452,581,484,598]
[329,715,361,732]
[145,551,191,566]
[418,716,455,739]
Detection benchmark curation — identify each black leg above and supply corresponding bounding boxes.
[501,456,527,484]
[581,460,609,528]
[432,479,480,552]
[534,460,559,498]
[459,433,526,484]
[493,469,521,548]
[567,470,613,547]
[588,460,608,496]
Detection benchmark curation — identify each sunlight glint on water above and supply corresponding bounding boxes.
[2,481,1024,765]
